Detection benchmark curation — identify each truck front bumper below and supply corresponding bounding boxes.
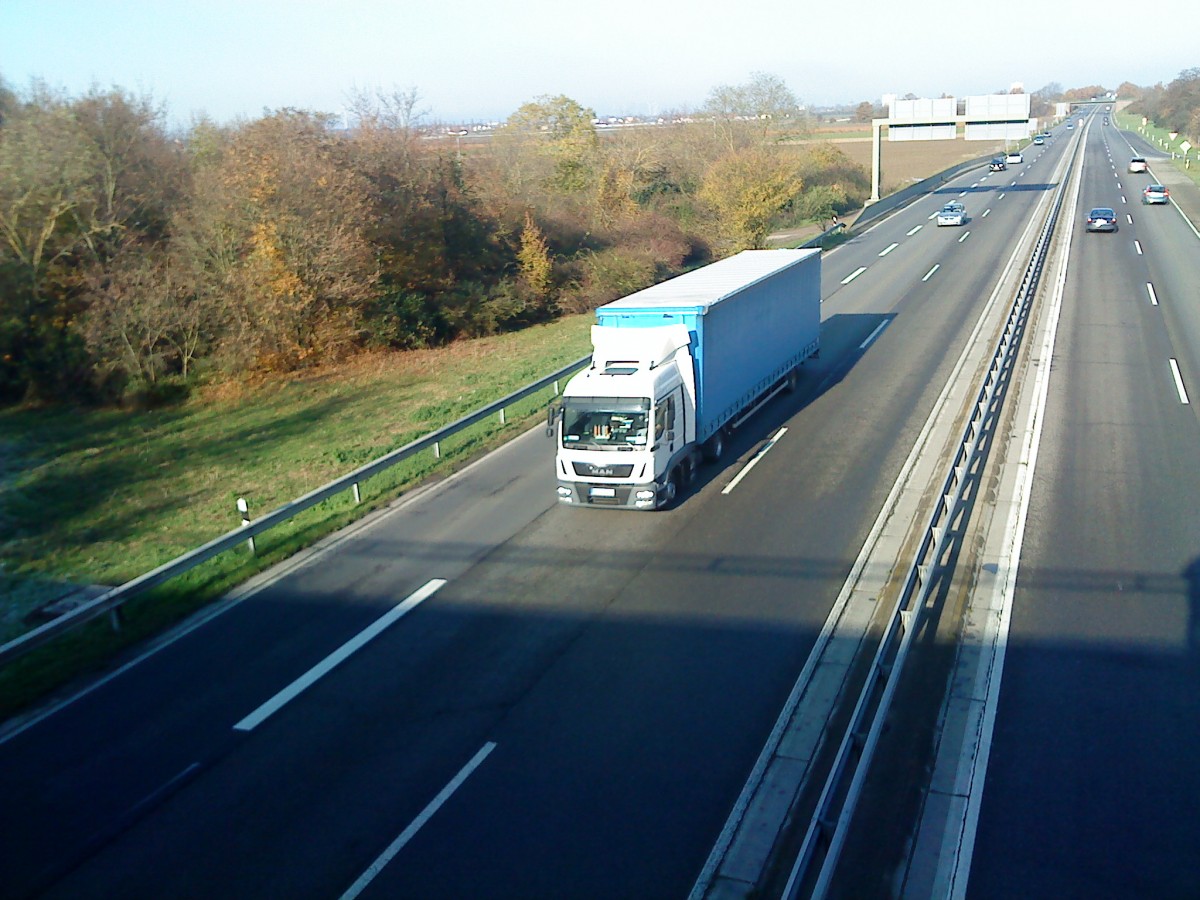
[557,480,658,509]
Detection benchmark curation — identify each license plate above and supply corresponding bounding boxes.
[589,487,616,498]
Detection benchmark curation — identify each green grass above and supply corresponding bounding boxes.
[0,315,594,716]
[1116,111,1200,189]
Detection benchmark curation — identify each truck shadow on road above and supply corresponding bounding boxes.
[672,312,897,504]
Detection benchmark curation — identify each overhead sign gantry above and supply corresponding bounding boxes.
[869,93,1032,202]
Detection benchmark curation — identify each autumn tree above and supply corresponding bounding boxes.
[704,72,807,149]
[498,95,599,195]
[698,147,804,249]
[183,109,377,371]
[0,83,101,399]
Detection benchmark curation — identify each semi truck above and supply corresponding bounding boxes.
[550,248,821,509]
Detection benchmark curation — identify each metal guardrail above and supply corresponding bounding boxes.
[782,128,1076,898]
[0,355,591,668]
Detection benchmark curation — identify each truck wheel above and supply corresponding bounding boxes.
[785,368,800,392]
[663,468,679,506]
[680,456,695,487]
[703,430,725,463]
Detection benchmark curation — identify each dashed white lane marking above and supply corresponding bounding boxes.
[1169,359,1191,404]
[841,266,867,285]
[234,578,447,731]
[723,427,788,495]
[340,741,498,900]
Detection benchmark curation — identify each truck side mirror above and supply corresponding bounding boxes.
[546,403,561,436]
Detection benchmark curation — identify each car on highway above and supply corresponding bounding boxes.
[1142,184,1170,205]
[1085,207,1119,232]
[1066,122,1074,129]
[1128,157,1149,173]
[1103,117,1109,125]
[989,157,1007,171]
[1006,151,1024,164]
[937,201,966,226]
[1033,135,1045,145]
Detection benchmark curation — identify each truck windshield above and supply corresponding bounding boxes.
[561,397,650,449]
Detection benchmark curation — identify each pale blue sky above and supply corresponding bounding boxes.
[1,0,1194,127]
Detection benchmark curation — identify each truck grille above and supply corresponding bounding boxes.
[572,462,634,478]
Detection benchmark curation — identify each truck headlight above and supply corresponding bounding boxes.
[557,486,572,497]
[635,489,655,501]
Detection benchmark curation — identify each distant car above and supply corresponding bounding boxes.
[1033,136,1045,145]
[1006,151,1024,164]
[1066,122,1074,129]
[937,201,966,226]
[989,157,1007,171]
[1142,184,1170,205]
[1128,157,1148,173]
[1103,117,1109,125]
[1086,207,1119,232]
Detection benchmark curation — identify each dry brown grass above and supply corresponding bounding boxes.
[818,136,1007,195]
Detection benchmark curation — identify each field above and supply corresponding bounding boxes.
[811,132,1008,196]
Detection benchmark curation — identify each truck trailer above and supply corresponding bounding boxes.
[551,248,821,509]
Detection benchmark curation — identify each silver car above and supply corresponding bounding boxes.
[937,201,966,226]
[1142,184,1169,205]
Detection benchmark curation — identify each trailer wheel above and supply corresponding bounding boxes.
[785,368,800,392]
[703,429,725,463]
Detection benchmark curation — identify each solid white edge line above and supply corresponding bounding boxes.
[841,266,867,285]
[1146,283,1159,306]
[922,264,940,282]
[340,741,497,900]
[1169,359,1190,404]
[234,578,446,732]
[859,321,889,350]
[721,428,787,495]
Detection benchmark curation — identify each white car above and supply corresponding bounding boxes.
[937,201,966,226]
[1006,152,1024,164]
[1128,157,1148,173]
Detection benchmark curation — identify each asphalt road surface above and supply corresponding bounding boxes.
[964,119,1200,897]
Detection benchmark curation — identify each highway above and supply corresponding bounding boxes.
[959,121,1200,897]
[2,113,1195,899]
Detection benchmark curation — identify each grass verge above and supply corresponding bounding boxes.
[1116,111,1200,189]
[0,315,593,718]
